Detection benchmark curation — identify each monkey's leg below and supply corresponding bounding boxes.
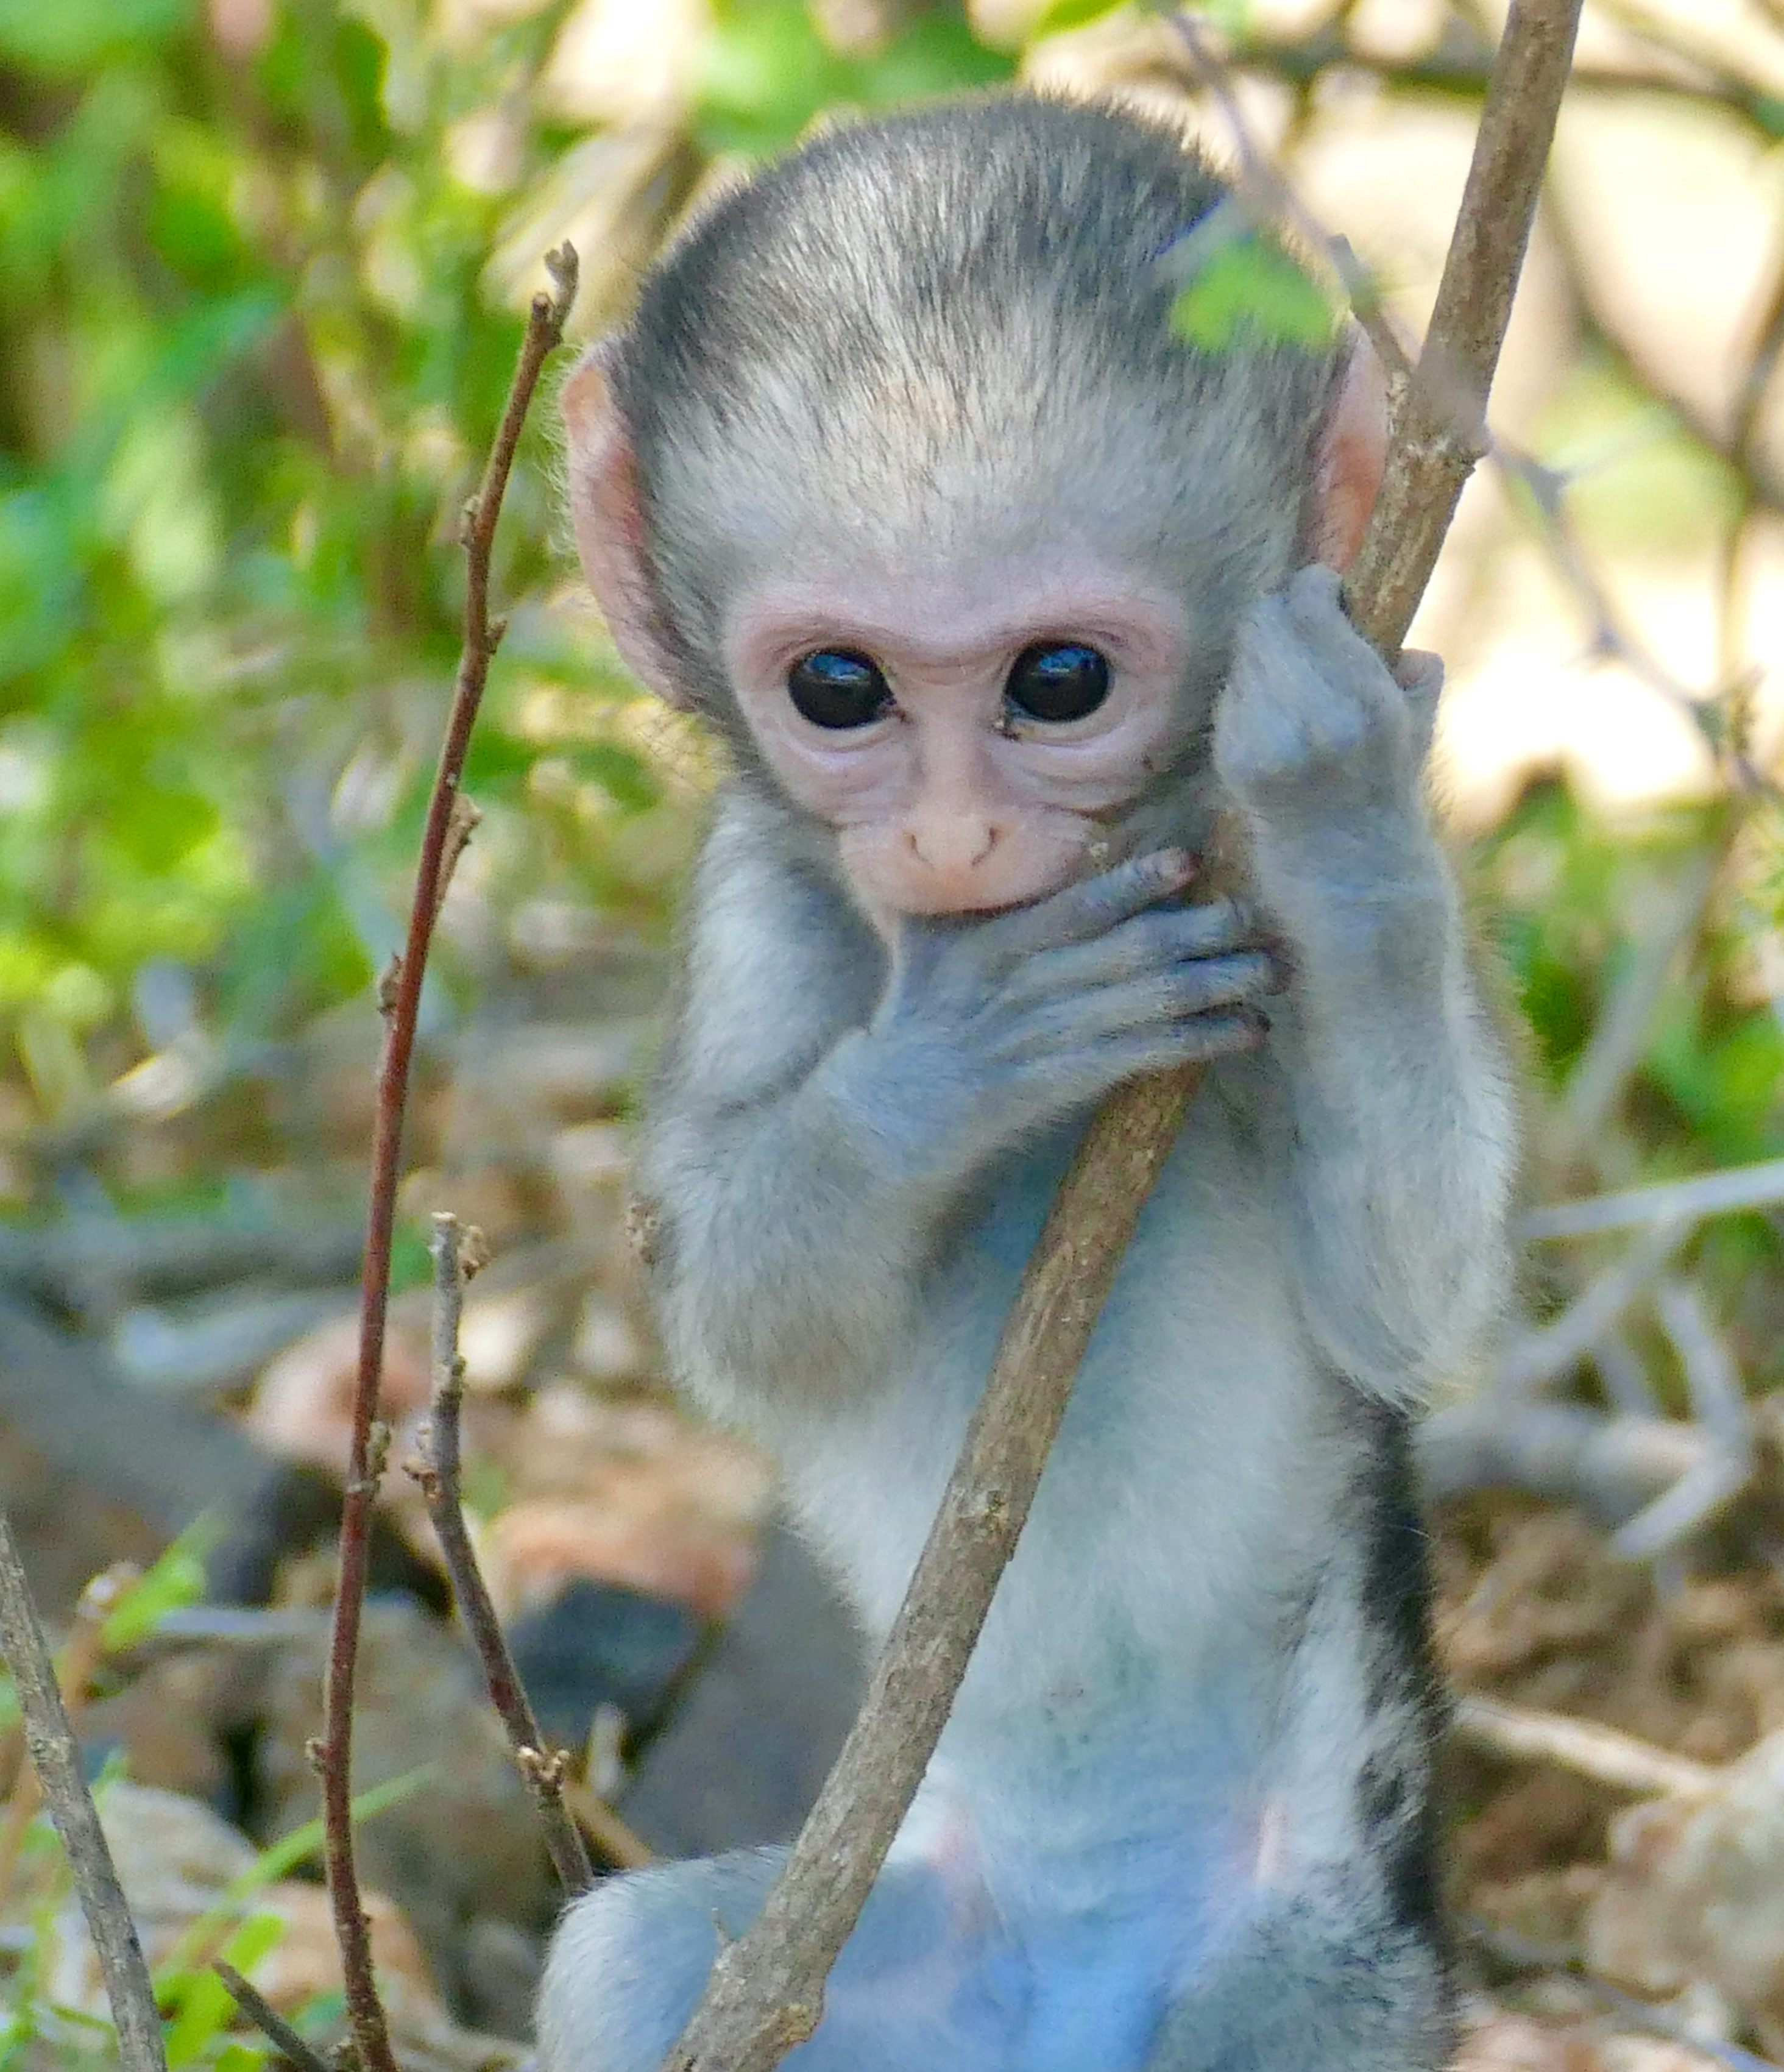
[1143,1907,1453,2072]
[536,1845,1028,2072]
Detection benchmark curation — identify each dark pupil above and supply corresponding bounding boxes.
[1005,644,1111,724]
[787,650,891,729]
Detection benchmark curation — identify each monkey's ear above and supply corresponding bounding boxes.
[1309,330,1389,572]
[561,346,695,708]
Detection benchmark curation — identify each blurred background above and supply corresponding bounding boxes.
[6,1,1784,2067]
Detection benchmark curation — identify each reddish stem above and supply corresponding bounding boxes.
[317,247,578,2072]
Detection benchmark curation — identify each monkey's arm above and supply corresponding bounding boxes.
[1216,567,1517,1403]
[640,793,1270,1419]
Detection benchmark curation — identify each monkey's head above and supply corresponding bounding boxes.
[562,95,1386,928]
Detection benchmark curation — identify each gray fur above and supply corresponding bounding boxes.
[607,96,1338,736]
[541,96,1515,2072]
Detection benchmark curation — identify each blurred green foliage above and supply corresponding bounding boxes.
[0,0,1780,1310]
[0,0,668,1138]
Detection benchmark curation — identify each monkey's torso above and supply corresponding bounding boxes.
[765,1070,1450,2071]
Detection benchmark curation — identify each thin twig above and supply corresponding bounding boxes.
[1609,1280,1754,1559]
[562,1777,656,1872]
[1345,0,1585,656]
[0,1562,122,1904]
[1594,1325,1661,1418]
[1522,1156,1784,1240]
[1453,1692,1719,1799]
[1658,1281,1750,1458]
[1469,1918,1784,2072]
[213,1962,332,2072]
[410,1212,595,1896]
[1216,28,1784,144]
[1166,13,1417,385]
[660,10,1580,2064]
[319,244,578,2072]
[1613,1447,1750,1561]
[0,1507,166,2072]
[1496,1218,1687,1392]
[1417,1396,1710,1519]
[1548,850,1722,1171]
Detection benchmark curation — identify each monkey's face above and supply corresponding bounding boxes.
[722,544,1192,921]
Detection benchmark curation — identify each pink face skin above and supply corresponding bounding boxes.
[724,548,1192,927]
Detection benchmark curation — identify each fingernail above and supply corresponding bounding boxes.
[1258,934,1296,992]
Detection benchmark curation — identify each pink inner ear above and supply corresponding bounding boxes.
[1310,332,1389,573]
[561,348,694,708]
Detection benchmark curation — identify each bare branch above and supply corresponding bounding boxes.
[1496,1218,1687,1391]
[1469,1917,1784,2072]
[1346,0,1585,656]
[213,1962,333,2072]
[562,1777,655,1872]
[1657,1280,1750,1459]
[1453,1693,1719,1799]
[410,1212,595,1896]
[1546,186,1784,517]
[1610,1280,1753,1559]
[0,1508,166,2072]
[1547,850,1721,1171]
[1417,1395,1711,1520]
[1216,26,1784,144]
[319,244,578,2072]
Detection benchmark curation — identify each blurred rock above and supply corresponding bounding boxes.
[487,1382,770,1620]
[1586,1726,1784,2018]
[43,1782,521,2069]
[0,1289,267,1613]
[491,1494,753,1620]
[255,1600,558,2023]
[506,1575,703,1754]
[246,1311,433,1464]
[620,1520,865,1858]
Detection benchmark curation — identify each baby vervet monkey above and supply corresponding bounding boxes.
[540,93,1515,2072]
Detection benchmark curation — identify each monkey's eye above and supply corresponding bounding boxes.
[787,650,894,730]
[1004,644,1111,725]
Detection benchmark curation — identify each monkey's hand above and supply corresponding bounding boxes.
[849,853,1274,1177]
[1212,564,1440,903]
[636,845,1273,1419]
[1210,564,1514,1403]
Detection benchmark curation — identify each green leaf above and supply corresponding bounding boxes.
[1170,236,1337,352]
[99,1520,216,1653]
[1030,0,1127,35]
[163,1966,233,2065]
[155,1769,433,1987]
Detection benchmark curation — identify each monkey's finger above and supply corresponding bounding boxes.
[1076,1012,1270,1086]
[1395,649,1443,766]
[1394,649,1443,697]
[1004,903,1256,1009]
[996,848,1197,956]
[1008,956,1274,1062]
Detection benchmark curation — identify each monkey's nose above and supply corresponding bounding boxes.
[905,821,1000,878]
